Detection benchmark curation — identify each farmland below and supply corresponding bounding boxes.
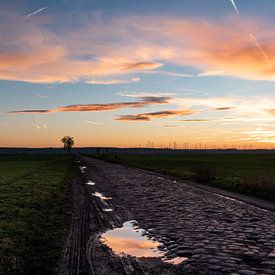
[0,155,72,274]
[98,153,275,202]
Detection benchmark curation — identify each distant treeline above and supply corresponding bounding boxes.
[1,147,275,155]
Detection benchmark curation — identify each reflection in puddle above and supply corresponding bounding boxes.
[87,180,96,186]
[93,191,112,201]
[80,166,87,173]
[100,220,187,265]
[103,208,114,212]
[101,221,161,258]
[166,256,187,265]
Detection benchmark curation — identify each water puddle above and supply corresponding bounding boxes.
[166,256,187,265]
[80,166,87,173]
[86,180,96,186]
[93,191,112,201]
[103,208,114,212]
[100,220,187,265]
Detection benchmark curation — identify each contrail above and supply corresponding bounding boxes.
[229,0,240,17]
[228,0,272,69]
[23,7,47,20]
[250,33,272,67]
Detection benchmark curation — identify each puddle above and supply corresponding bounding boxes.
[92,191,113,210]
[100,220,187,265]
[103,208,114,212]
[93,191,112,201]
[87,180,96,186]
[166,256,187,265]
[80,166,87,173]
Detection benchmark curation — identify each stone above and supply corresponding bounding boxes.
[239,270,257,275]
[268,252,275,258]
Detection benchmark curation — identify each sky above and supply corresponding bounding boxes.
[1,0,275,148]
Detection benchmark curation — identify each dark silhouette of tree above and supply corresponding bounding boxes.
[61,136,74,154]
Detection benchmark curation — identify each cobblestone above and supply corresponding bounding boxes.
[82,157,275,274]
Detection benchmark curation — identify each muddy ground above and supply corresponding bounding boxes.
[58,156,275,274]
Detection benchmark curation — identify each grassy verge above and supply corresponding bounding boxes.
[0,155,73,274]
[93,154,275,202]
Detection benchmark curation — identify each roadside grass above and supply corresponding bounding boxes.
[94,154,275,202]
[0,155,73,274]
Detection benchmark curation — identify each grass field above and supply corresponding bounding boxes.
[0,155,72,274]
[98,154,275,202]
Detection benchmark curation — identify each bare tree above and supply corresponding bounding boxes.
[61,136,74,154]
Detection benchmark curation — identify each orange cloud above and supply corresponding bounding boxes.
[115,109,197,121]
[267,109,275,116]
[8,96,171,114]
[179,119,211,122]
[212,107,236,111]
[148,18,275,81]
[122,62,162,71]
[1,13,275,83]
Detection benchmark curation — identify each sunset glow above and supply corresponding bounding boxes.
[1,0,275,148]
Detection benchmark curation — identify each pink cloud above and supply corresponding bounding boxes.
[1,12,275,83]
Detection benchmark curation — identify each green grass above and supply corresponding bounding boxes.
[97,154,275,202]
[0,155,73,274]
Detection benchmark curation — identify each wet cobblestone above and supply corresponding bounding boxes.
[82,157,275,274]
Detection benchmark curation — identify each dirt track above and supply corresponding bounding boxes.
[58,156,275,274]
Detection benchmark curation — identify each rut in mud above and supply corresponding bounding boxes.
[58,156,275,274]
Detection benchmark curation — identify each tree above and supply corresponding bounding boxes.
[61,136,74,154]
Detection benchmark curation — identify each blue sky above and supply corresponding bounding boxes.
[1,0,275,148]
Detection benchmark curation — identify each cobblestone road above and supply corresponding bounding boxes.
[81,157,275,274]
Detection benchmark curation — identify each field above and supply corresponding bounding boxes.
[99,153,275,202]
[0,155,72,274]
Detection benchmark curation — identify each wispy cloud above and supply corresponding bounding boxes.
[170,97,239,110]
[82,120,102,125]
[0,121,11,127]
[2,13,275,83]
[117,91,177,98]
[179,119,211,122]
[266,109,275,116]
[36,94,48,99]
[23,7,47,20]
[35,123,48,129]
[237,128,275,143]
[162,125,182,128]
[122,62,162,71]
[8,96,171,114]
[176,88,212,96]
[115,109,197,121]
[158,70,227,78]
[86,77,140,85]
[212,107,235,111]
